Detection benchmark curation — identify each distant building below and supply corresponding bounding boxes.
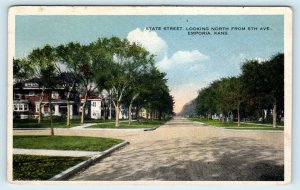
[79,95,114,120]
[119,104,129,120]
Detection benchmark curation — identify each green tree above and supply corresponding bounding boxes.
[218,77,243,126]
[28,45,58,135]
[125,67,174,120]
[123,64,166,124]
[13,58,34,84]
[58,43,102,125]
[241,53,284,127]
[195,80,223,119]
[92,37,154,127]
[56,42,88,126]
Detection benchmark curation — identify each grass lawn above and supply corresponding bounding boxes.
[88,118,170,129]
[13,118,114,128]
[188,118,284,131]
[13,135,123,151]
[13,154,87,180]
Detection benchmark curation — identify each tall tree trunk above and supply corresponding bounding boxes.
[262,109,265,123]
[66,99,70,127]
[158,110,162,120]
[103,106,107,121]
[114,102,120,127]
[66,90,71,127]
[38,102,42,124]
[66,83,74,127]
[38,91,44,124]
[221,112,224,122]
[81,92,88,124]
[128,104,132,125]
[136,107,140,121]
[146,110,149,120]
[128,94,139,125]
[273,101,277,128]
[38,101,42,124]
[49,92,54,136]
[237,102,240,127]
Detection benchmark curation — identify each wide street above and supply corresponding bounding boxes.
[14,117,284,181]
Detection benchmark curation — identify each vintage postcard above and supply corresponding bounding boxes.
[7,6,292,185]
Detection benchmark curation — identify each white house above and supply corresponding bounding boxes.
[79,96,102,119]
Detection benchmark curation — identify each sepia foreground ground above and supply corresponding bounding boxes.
[14,117,284,181]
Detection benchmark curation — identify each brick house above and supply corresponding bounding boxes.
[13,78,77,119]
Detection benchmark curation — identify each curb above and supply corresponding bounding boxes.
[192,121,284,132]
[212,125,283,132]
[13,128,52,130]
[221,128,284,133]
[75,128,146,131]
[49,141,129,181]
[13,128,74,130]
[144,126,159,131]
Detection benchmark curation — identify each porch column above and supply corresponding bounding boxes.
[54,105,60,116]
[99,101,102,118]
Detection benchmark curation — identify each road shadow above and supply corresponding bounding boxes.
[71,136,284,181]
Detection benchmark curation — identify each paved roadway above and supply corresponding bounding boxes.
[14,117,284,181]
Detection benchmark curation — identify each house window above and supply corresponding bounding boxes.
[19,104,24,111]
[24,104,29,111]
[92,101,97,107]
[14,94,21,100]
[13,103,29,112]
[28,91,35,96]
[52,91,59,99]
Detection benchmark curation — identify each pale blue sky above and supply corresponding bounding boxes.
[15,15,283,112]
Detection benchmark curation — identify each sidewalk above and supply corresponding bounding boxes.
[71,120,137,129]
[70,123,97,130]
[70,120,150,131]
[238,122,284,127]
[13,120,137,130]
[13,148,101,157]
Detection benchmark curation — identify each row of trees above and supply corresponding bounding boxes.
[195,53,284,128]
[14,37,174,133]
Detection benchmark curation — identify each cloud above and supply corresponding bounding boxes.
[253,57,266,63]
[126,28,210,114]
[157,50,209,71]
[127,28,209,71]
[127,28,167,57]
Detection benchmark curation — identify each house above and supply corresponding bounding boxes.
[13,78,77,119]
[119,104,129,120]
[80,96,103,119]
[79,94,117,120]
[13,78,137,121]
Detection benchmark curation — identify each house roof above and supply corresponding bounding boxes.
[80,95,102,100]
[13,100,29,103]
[13,73,75,89]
